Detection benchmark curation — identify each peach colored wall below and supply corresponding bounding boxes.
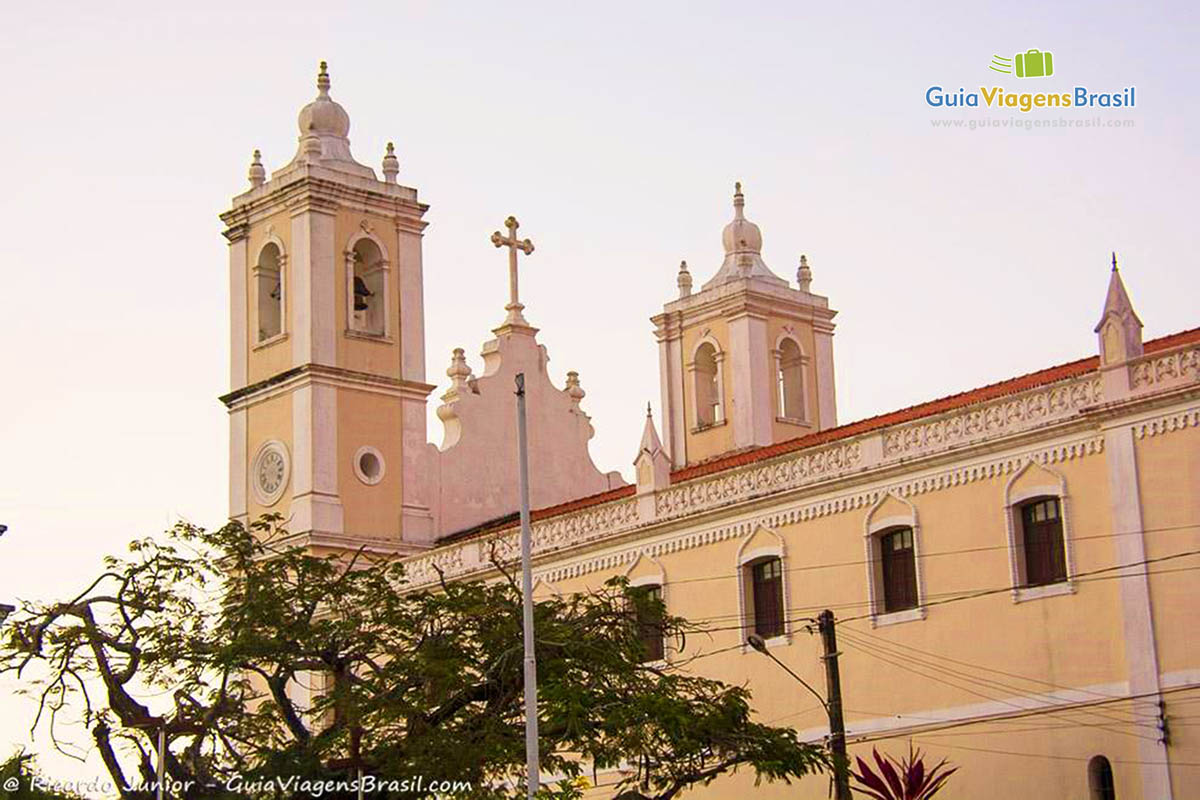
[336,387,405,540]
[1137,425,1200,678]
[546,443,1192,798]
[244,392,293,521]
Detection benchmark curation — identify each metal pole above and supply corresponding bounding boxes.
[515,373,540,797]
[157,724,166,800]
[817,609,851,800]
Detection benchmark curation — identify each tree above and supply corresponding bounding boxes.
[1,751,81,800]
[3,517,826,799]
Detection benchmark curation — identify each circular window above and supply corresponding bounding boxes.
[354,446,385,486]
[251,440,291,506]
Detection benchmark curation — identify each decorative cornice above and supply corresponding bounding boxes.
[882,378,1102,458]
[1130,343,1199,391]
[220,171,428,237]
[397,360,1197,590]
[221,364,435,410]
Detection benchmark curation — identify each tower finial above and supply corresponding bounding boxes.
[248,149,266,187]
[733,181,745,219]
[797,253,812,292]
[1112,251,1118,272]
[382,141,399,183]
[677,259,693,298]
[646,401,652,417]
[317,60,330,95]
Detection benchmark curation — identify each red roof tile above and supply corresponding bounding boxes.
[436,327,1200,546]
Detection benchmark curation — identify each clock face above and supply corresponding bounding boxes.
[252,441,290,506]
[259,450,285,494]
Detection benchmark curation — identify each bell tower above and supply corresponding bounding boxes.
[652,184,838,467]
[220,63,436,554]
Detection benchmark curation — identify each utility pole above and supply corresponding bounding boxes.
[515,373,540,798]
[818,609,851,800]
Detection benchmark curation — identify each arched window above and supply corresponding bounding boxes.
[255,242,283,342]
[1019,496,1067,587]
[1088,755,1116,800]
[349,237,387,336]
[693,342,723,428]
[877,527,918,613]
[747,556,784,638]
[776,337,806,421]
[629,583,665,662]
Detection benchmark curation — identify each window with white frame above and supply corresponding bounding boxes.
[629,583,665,662]
[877,526,918,613]
[746,556,784,638]
[1017,496,1068,587]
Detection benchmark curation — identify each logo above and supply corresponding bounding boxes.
[990,49,1055,78]
[925,49,1135,114]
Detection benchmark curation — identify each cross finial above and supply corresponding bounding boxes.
[1112,251,1118,272]
[490,216,536,326]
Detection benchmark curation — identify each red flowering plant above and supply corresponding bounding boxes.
[851,745,957,800]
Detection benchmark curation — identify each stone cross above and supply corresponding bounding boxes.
[491,216,535,326]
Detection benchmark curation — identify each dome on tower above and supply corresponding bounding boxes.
[721,182,763,255]
[701,183,788,291]
[282,61,375,179]
[297,61,351,139]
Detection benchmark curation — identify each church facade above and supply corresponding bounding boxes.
[220,65,1200,799]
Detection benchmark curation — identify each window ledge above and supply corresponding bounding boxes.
[252,332,288,351]
[740,633,791,653]
[1014,581,1075,603]
[691,419,727,434]
[344,329,394,344]
[775,416,812,427]
[871,607,926,628]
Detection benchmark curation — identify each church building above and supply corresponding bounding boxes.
[220,64,1200,799]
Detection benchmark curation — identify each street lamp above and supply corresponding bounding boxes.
[746,611,852,800]
[746,633,828,712]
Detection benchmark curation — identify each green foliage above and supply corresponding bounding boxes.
[0,752,80,800]
[2,516,826,799]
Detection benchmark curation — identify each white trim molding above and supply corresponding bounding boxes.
[1003,460,1077,603]
[353,445,386,486]
[735,525,792,651]
[863,494,928,627]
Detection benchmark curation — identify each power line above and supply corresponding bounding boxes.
[839,625,1155,716]
[835,630,1155,739]
[844,685,1200,746]
[905,736,1200,768]
[836,549,1200,626]
[622,521,1199,589]
[682,559,1200,634]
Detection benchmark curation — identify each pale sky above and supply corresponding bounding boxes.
[1,0,1197,784]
